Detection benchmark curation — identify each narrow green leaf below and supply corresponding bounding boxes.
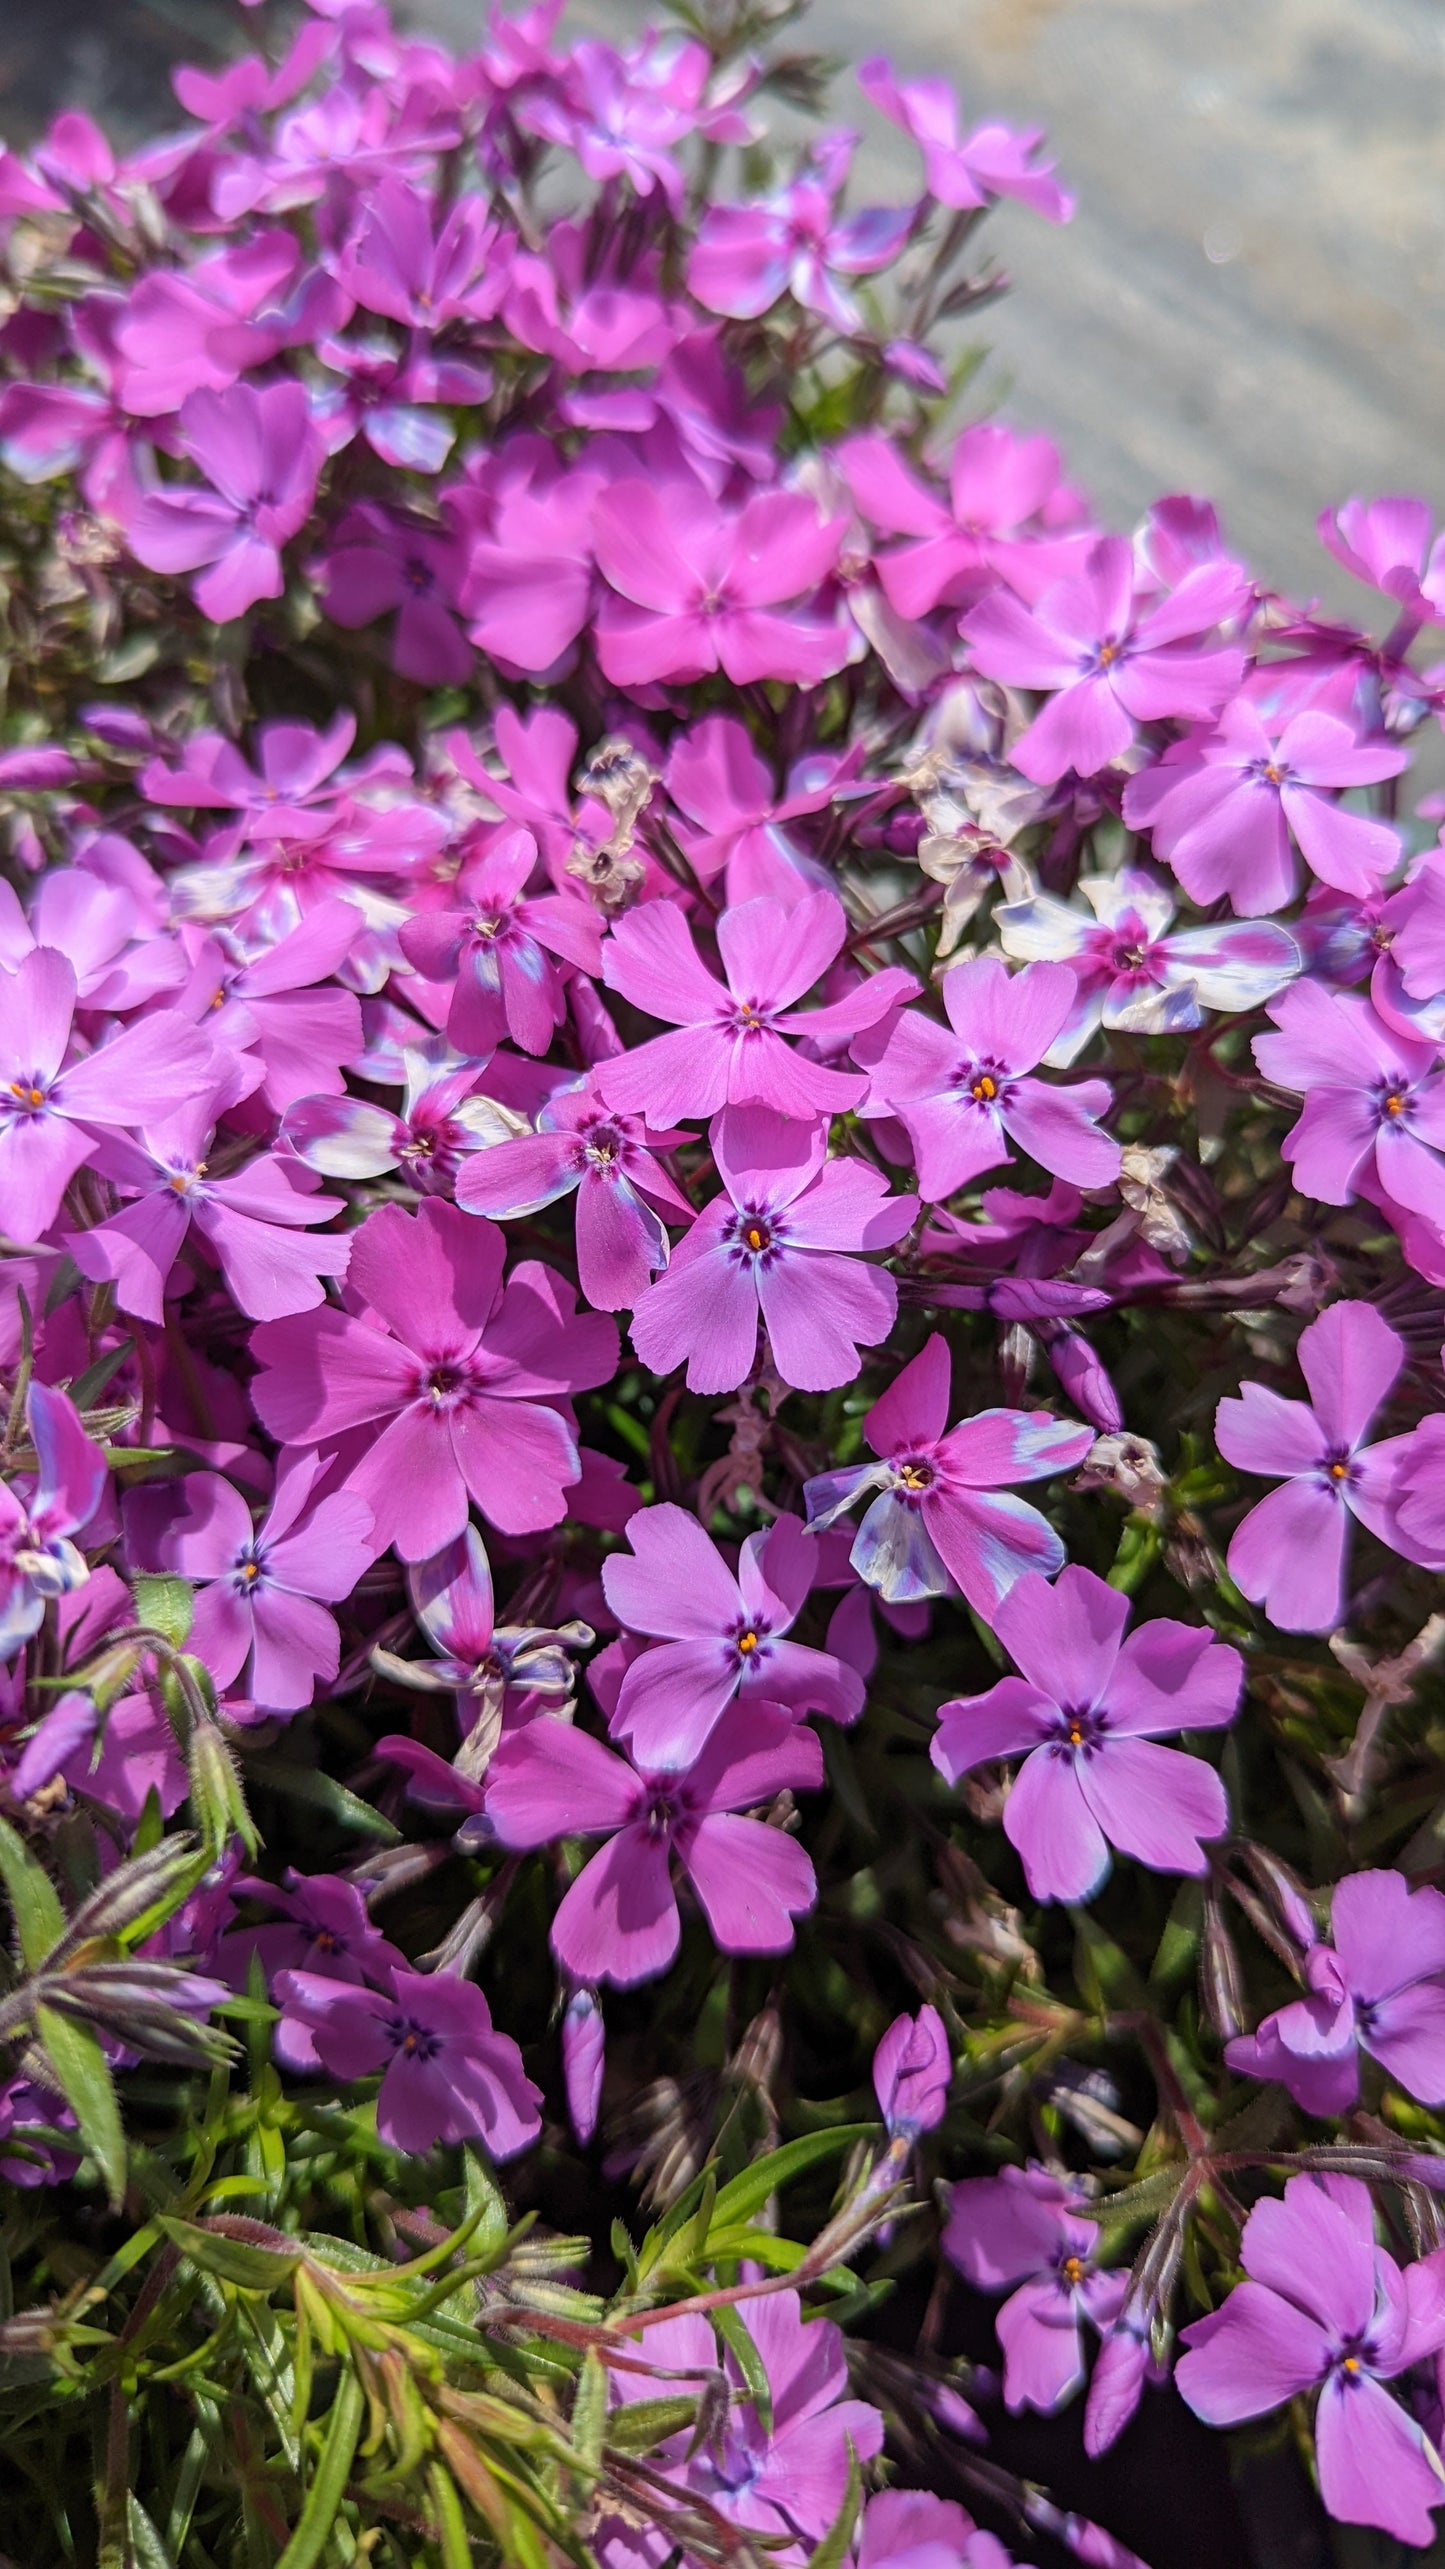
[241,1751,401,1844]
[159,2216,302,2292]
[133,1573,193,1649]
[603,2395,698,2453]
[571,2349,607,2468]
[713,2303,772,2435]
[0,1811,65,1968]
[708,2126,873,2231]
[127,2496,176,2569]
[274,2364,365,2569]
[35,2000,125,2209]
[807,2442,862,2569]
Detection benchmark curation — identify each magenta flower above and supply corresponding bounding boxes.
[483,1705,822,1987]
[0,1382,106,1660]
[932,1564,1240,1902]
[375,1527,592,1798]
[1227,1869,1445,2116]
[997,867,1299,1062]
[962,537,1247,783]
[456,1074,689,1312]
[840,419,1086,620]
[873,2004,950,2139]
[1317,494,1445,633]
[519,33,735,211]
[1177,2175,1445,2549]
[858,59,1072,221]
[187,902,365,1113]
[314,334,489,476]
[600,1502,864,1766]
[858,2492,1017,2569]
[804,1334,1093,1614]
[863,955,1120,1200]
[1254,981,1445,1239]
[687,133,914,334]
[0,947,214,1243]
[223,1871,404,2072]
[273,1964,542,2159]
[319,502,471,685]
[249,1198,617,1560]
[399,828,603,1058]
[944,2163,1126,2415]
[598,889,912,1126]
[592,475,850,689]
[284,1052,523,1199]
[663,715,849,901]
[123,382,325,624]
[1121,700,1406,912]
[454,455,603,677]
[136,1459,373,1713]
[1216,1300,1415,1632]
[339,176,503,330]
[140,713,356,818]
[629,1105,915,1395]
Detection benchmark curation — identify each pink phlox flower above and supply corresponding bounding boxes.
[857,2489,1024,2569]
[249,1196,618,1558]
[1121,696,1406,911]
[375,1524,592,1765]
[838,421,1088,619]
[997,866,1300,1062]
[171,16,336,132]
[180,900,366,1111]
[503,217,680,373]
[284,1047,526,1196]
[1215,1299,1419,1633]
[873,2003,951,2139]
[399,826,603,1056]
[319,499,471,684]
[1177,2173,1445,2549]
[165,793,444,964]
[0,867,185,1014]
[0,945,216,1243]
[130,1455,373,1713]
[803,1331,1094,1614]
[629,1104,916,1395]
[0,2077,80,2190]
[122,381,326,625]
[484,1703,823,1986]
[1226,1868,1445,2116]
[339,174,506,328]
[110,233,333,417]
[456,1071,689,1311]
[688,130,915,334]
[519,33,748,210]
[858,58,1072,221]
[313,331,490,473]
[592,468,851,689]
[664,716,857,903]
[1254,982,1445,1248]
[221,1868,404,2071]
[273,1961,542,2157]
[962,535,1248,784]
[1317,495,1445,638]
[141,713,358,817]
[860,954,1121,1199]
[209,81,460,224]
[597,888,912,1125]
[69,1088,351,1324]
[453,455,605,679]
[600,1501,866,1768]
[943,2163,1127,2415]
[932,1563,1240,1901]
[0,1381,106,1661]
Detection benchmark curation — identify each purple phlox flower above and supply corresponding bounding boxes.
[122,381,326,624]
[858,58,1072,222]
[861,954,1121,1200]
[600,1501,866,1768]
[171,15,335,130]
[319,501,471,685]
[1318,495,1445,640]
[1082,2307,1169,2459]
[399,827,603,1057]
[110,233,339,419]
[519,33,747,211]
[944,2162,1127,2415]
[1253,983,1445,1252]
[314,331,490,474]
[483,1703,823,1987]
[1387,1411,1445,1565]
[592,470,852,690]
[839,421,1088,619]
[664,716,856,904]
[0,1381,106,1660]
[180,901,366,1111]
[932,1563,1240,1902]
[208,80,461,225]
[0,867,185,1015]
[440,702,590,881]
[0,946,216,1243]
[456,1072,690,1310]
[873,2003,951,2139]
[339,175,505,329]
[249,1197,618,1559]
[996,868,1300,1063]
[629,1104,916,1395]
[503,216,679,376]
[1367,859,1445,1054]
[284,1047,527,1197]
[453,451,605,679]
[222,1869,405,2071]
[1226,1867,1445,2115]
[69,1090,351,1325]
[803,1331,1094,1615]
[1121,697,1406,912]
[688,130,915,334]
[140,712,357,817]
[130,1455,373,1713]
[561,1982,605,2145]
[598,888,915,1126]
[601,2292,883,2558]
[273,1962,542,2158]
[1215,1298,1415,1633]
[962,536,1248,784]
[0,2076,80,2190]
[1177,2173,1445,2548]
[374,1522,593,1787]
[17,1569,187,1823]
[858,2489,1024,2569]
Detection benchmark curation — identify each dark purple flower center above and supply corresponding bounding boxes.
[1248,756,1292,790]
[232,1544,269,1593]
[575,1117,630,1177]
[891,1452,939,1504]
[388,2014,441,2062]
[954,1055,1013,1112]
[1319,1448,1356,1493]
[1058,2251,1089,2288]
[1373,1075,1414,1127]
[403,556,436,594]
[418,1359,479,1410]
[728,997,773,1036]
[643,1790,679,1839]
[5,1075,50,1117]
[311,1927,346,1958]
[1052,1705,1105,1758]
[728,1204,786,1268]
[1329,2337,1377,2386]
[727,1614,772,1669]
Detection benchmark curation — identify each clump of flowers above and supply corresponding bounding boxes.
[3,4,1445,2564]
